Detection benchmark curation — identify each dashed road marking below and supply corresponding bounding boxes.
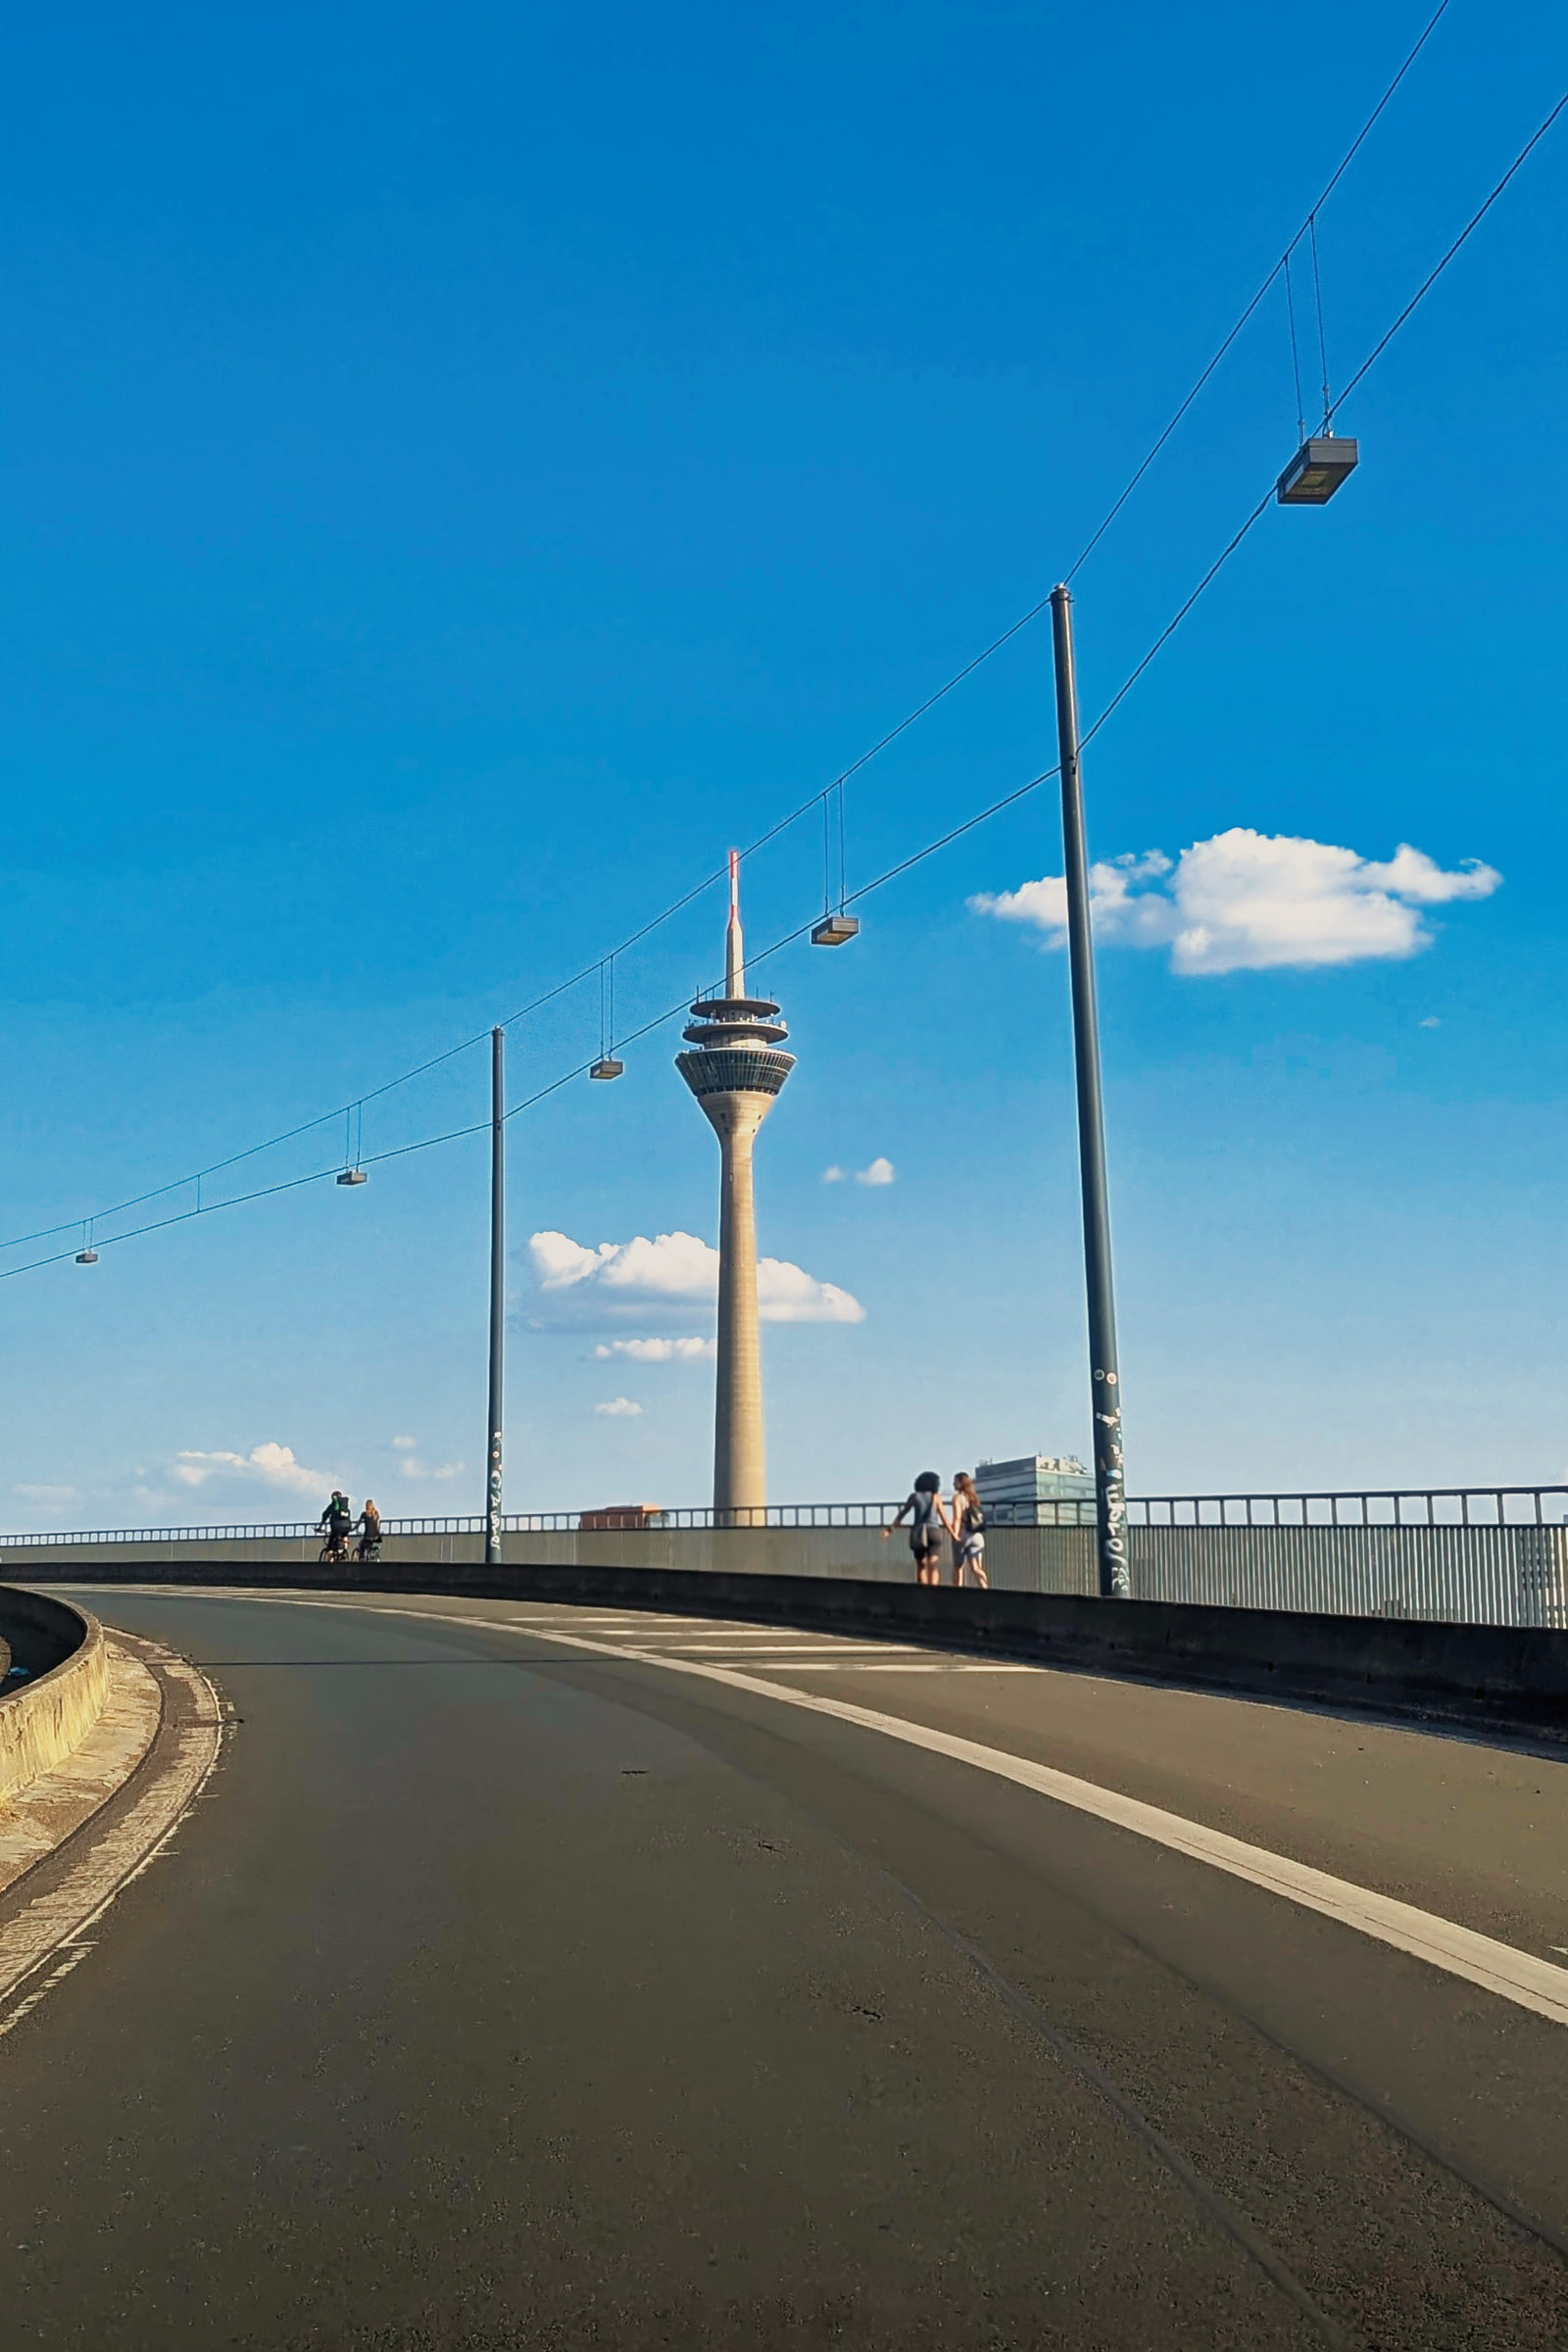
[332,1596,1568,2034]
[56,1589,1568,2033]
[0,1646,224,2036]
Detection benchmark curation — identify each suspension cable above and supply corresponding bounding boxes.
[1329,86,1568,420]
[1308,214,1333,429]
[13,35,1558,1287]
[1285,250,1307,446]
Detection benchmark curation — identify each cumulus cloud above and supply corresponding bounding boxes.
[826,1157,896,1186]
[172,1442,333,1496]
[594,1396,644,1417]
[593,1338,716,1363]
[527,1230,864,1327]
[971,830,1500,976]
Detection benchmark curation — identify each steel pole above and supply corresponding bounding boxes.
[484,1025,505,1566]
[1050,585,1129,1598]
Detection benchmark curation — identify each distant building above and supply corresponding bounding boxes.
[577,1504,664,1532]
[974,1454,1095,1526]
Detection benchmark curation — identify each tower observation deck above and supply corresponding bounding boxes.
[675,854,795,1521]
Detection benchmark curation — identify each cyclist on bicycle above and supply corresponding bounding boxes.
[319,1492,353,1554]
[356,1498,381,1562]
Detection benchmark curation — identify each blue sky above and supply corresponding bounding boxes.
[2,1,1565,1526]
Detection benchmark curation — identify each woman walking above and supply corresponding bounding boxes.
[952,1471,988,1590]
[886,1470,953,1587]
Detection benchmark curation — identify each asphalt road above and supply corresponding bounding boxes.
[3,1588,1568,2351]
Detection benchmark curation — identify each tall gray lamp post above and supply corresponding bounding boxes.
[1049,585,1130,1599]
[484,1025,506,1567]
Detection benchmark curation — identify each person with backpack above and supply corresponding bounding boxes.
[884,1470,954,1587]
[318,1491,353,1560]
[952,1470,988,1589]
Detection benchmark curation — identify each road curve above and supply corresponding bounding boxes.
[2,1586,1568,2351]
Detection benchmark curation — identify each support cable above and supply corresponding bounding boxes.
[1326,86,1568,422]
[1285,250,1307,446]
[0,1,1460,1261]
[1061,0,1453,582]
[13,45,1562,1288]
[1308,214,1333,429]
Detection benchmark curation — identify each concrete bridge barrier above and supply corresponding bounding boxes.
[8,1517,1566,1628]
[0,1586,110,1802]
[15,1548,1568,1741]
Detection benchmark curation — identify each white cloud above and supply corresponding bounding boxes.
[971,830,1500,976]
[527,1229,864,1327]
[594,1396,644,1417]
[1419,1016,1442,1029]
[389,1435,462,1479]
[593,1337,717,1362]
[756,1257,865,1322]
[826,1157,894,1186]
[172,1441,333,1496]
[14,1483,77,1507]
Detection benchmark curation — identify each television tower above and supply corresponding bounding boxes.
[676,852,795,1522]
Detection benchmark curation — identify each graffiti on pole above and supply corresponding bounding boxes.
[1093,1366,1130,1597]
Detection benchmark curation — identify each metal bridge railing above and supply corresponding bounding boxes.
[0,1502,917,1544]
[4,1488,1566,1631]
[1126,1487,1568,1529]
[5,1486,1567,1544]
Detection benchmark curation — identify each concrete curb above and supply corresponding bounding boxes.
[39,1556,1568,1741]
[0,1635,223,2032]
[0,1641,162,1899]
[0,1587,111,1803]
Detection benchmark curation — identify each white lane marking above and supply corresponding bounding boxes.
[288,1598,1568,2034]
[608,1649,1033,1672]
[630,1641,929,1655]
[746,1661,1040,1674]
[52,1588,725,1628]
[560,1629,792,1642]
[59,1590,1568,2031]
[514,1608,710,1627]
[0,1946,97,2040]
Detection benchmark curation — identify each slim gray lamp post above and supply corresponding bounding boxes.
[484,1024,506,1567]
[1049,585,1130,1599]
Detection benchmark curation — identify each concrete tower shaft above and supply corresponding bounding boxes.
[675,854,794,1522]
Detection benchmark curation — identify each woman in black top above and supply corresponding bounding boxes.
[885,1470,954,1587]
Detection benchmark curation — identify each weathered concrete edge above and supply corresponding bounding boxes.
[0,1586,111,1803]
[0,1640,163,1900]
[41,1555,1568,1740]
